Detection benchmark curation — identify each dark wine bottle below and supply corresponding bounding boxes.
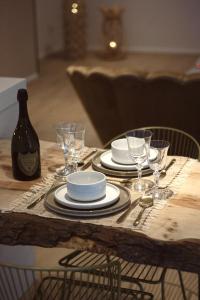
[11,89,41,180]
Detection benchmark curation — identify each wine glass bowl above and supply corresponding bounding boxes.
[148,140,172,200]
[55,122,85,177]
[111,138,133,164]
[126,129,153,192]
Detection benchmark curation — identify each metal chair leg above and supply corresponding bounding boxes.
[161,277,165,300]
[159,267,167,300]
[178,270,187,300]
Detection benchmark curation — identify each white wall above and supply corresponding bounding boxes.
[0,0,38,78]
[36,0,200,58]
[86,0,200,54]
[35,0,64,59]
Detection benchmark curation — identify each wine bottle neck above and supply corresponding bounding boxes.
[18,99,30,121]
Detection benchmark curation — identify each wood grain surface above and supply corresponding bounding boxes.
[0,139,200,274]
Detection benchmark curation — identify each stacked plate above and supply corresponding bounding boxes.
[92,139,157,178]
[45,172,131,218]
[54,183,120,210]
[100,148,157,171]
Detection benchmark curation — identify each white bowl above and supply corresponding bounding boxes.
[126,137,146,156]
[67,171,106,201]
[111,139,133,164]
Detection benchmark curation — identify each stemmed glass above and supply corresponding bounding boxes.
[126,129,153,192]
[55,122,85,177]
[148,140,172,200]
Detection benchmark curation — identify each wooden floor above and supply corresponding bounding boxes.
[27,52,197,148]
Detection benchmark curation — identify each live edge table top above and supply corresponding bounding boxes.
[0,139,200,274]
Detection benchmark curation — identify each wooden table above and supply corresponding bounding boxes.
[0,140,200,274]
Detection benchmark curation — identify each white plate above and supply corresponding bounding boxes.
[100,149,157,171]
[54,183,120,210]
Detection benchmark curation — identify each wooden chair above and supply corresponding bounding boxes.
[0,260,154,300]
[104,126,200,160]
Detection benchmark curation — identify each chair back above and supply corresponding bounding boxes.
[104,126,200,160]
[141,126,200,159]
[0,261,120,300]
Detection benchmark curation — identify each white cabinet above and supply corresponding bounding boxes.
[0,78,35,270]
[0,77,26,138]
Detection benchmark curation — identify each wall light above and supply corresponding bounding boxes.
[71,2,79,14]
[109,41,117,48]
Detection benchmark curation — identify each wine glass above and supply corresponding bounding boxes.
[126,129,153,192]
[148,140,172,200]
[55,122,85,177]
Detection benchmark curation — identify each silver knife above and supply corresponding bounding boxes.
[81,149,98,170]
[78,149,97,167]
[27,182,64,209]
[116,196,141,224]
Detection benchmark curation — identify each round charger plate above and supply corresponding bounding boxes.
[100,149,157,171]
[44,183,130,218]
[54,183,120,210]
[92,151,153,178]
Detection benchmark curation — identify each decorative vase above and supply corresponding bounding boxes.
[63,0,87,59]
[100,5,125,60]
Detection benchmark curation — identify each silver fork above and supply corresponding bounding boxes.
[27,180,65,209]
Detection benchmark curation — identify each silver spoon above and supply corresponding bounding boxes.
[133,196,153,226]
[160,158,176,178]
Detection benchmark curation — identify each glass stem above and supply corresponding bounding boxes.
[70,157,78,173]
[137,165,142,183]
[73,162,78,172]
[153,171,160,194]
[63,147,69,171]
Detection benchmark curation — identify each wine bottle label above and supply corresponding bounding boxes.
[17,152,39,176]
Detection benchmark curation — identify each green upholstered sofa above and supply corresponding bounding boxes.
[67,66,200,145]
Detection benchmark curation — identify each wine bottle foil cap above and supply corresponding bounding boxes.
[17,89,28,101]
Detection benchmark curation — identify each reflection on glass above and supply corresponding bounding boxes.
[56,122,85,177]
[126,129,152,192]
[148,140,172,200]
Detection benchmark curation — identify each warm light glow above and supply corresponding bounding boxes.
[109,41,117,48]
[71,8,78,14]
[71,2,79,14]
[72,3,78,8]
